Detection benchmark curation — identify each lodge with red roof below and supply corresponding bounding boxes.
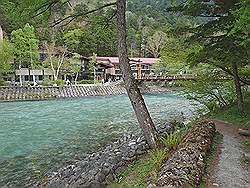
[95,57,159,81]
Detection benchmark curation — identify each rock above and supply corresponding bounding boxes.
[95,172,106,182]
[147,183,157,188]
[239,129,250,136]
[115,166,125,174]
[243,153,250,161]
[106,173,114,182]
[39,120,199,188]
[84,182,105,188]
[102,167,110,176]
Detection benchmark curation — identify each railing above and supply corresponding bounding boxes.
[136,74,195,80]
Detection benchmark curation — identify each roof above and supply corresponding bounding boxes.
[96,57,159,65]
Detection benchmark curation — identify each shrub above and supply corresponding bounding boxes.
[53,79,64,86]
[160,132,183,150]
[0,80,6,86]
[42,77,53,86]
[243,139,250,151]
[78,80,97,84]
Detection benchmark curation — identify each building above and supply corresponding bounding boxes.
[15,68,54,85]
[11,56,159,85]
[96,57,159,81]
[13,55,89,86]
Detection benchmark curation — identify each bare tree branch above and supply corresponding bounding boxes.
[32,0,60,18]
[50,2,116,27]
[103,9,117,28]
[216,64,250,85]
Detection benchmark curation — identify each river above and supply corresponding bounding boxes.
[0,93,202,186]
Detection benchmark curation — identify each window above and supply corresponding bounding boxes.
[142,65,149,70]
[114,65,120,70]
[130,64,136,70]
[24,75,29,81]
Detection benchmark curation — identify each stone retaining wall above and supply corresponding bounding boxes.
[0,85,126,101]
[151,120,216,188]
[0,85,170,101]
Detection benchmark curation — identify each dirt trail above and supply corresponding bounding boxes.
[206,120,250,188]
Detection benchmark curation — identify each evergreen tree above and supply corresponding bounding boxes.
[170,0,250,114]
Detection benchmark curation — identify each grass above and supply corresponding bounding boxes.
[210,92,250,127]
[160,132,184,150]
[242,139,250,151]
[108,131,188,188]
[199,132,223,188]
[108,149,166,188]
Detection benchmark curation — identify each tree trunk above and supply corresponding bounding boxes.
[116,0,158,149]
[232,62,244,114]
[0,25,3,42]
[75,72,79,85]
[19,63,23,86]
[0,25,3,52]
[30,52,36,86]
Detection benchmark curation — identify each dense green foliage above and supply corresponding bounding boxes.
[180,68,236,110]
[11,23,39,69]
[0,40,14,78]
[0,0,200,58]
[210,92,250,127]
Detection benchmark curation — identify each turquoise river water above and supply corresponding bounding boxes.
[0,93,201,186]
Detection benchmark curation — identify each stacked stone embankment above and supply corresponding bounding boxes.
[34,123,174,188]
[151,120,216,188]
[0,85,126,101]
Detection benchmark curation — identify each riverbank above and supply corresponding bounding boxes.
[106,94,250,188]
[34,124,173,188]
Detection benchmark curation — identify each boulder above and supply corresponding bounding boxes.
[243,153,250,161]
[239,129,250,136]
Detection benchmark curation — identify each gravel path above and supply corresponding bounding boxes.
[207,120,250,188]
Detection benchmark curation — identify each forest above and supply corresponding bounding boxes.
[0,0,249,113]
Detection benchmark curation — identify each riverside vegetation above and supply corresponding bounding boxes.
[107,94,250,187]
